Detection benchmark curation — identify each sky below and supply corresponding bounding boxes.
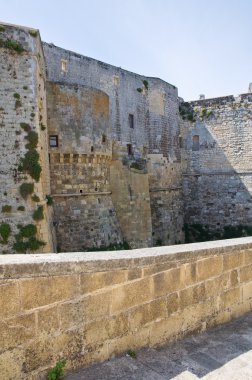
[1,0,251,100]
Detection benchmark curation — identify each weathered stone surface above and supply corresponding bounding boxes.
[0,239,252,378]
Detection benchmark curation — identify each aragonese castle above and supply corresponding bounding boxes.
[0,22,252,253]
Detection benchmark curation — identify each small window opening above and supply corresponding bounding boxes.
[80,189,83,193]
[102,134,106,143]
[91,146,94,152]
[192,135,199,151]
[49,135,58,148]
[127,143,133,156]
[48,153,51,163]
[61,59,68,73]
[129,114,134,129]
[179,135,183,148]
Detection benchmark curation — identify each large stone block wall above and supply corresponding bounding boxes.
[181,94,252,239]
[46,82,123,251]
[1,237,252,379]
[147,155,184,246]
[0,23,54,253]
[110,160,152,248]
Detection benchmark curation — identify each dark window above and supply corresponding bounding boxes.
[49,135,58,147]
[102,134,106,143]
[127,144,133,155]
[91,146,94,152]
[192,135,199,151]
[129,114,134,129]
[179,136,183,148]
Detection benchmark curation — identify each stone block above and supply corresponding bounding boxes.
[153,268,183,298]
[129,298,167,331]
[20,275,79,310]
[242,281,252,301]
[85,314,129,346]
[127,268,142,280]
[197,256,223,282]
[23,337,54,373]
[59,300,84,329]
[240,264,252,283]
[111,278,152,314]
[143,262,177,276]
[0,313,36,351]
[167,292,179,315]
[220,287,241,310]
[180,283,206,310]
[182,262,197,286]
[37,305,59,333]
[205,273,229,298]
[82,292,111,322]
[149,314,184,346]
[223,252,244,271]
[0,281,20,319]
[80,270,127,294]
[230,269,239,287]
[243,250,252,265]
[0,349,24,380]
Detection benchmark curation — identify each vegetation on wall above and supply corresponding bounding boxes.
[46,195,53,205]
[47,360,66,380]
[13,223,45,253]
[0,223,11,244]
[0,38,25,53]
[179,103,196,122]
[31,194,40,202]
[29,30,38,38]
[18,144,41,181]
[33,206,44,221]
[20,122,31,132]
[143,80,149,90]
[19,183,34,199]
[2,205,12,213]
[184,223,252,243]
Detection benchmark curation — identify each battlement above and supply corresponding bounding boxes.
[184,92,252,108]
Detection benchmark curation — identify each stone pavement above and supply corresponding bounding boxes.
[66,312,252,380]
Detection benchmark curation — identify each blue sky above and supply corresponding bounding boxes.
[1,0,251,100]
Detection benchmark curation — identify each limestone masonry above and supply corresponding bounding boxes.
[0,22,252,253]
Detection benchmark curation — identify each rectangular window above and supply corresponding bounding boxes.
[192,135,199,151]
[129,114,134,129]
[127,143,133,156]
[49,135,58,148]
[61,59,68,73]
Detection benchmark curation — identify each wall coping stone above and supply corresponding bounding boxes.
[1,237,252,278]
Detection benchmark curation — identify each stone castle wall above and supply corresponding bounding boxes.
[43,43,183,250]
[46,82,123,251]
[1,22,252,252]
[0,23,54,253]
[1,238,252,379]
[181,94,252,241]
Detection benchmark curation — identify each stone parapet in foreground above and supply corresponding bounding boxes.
[1,237,252,379]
